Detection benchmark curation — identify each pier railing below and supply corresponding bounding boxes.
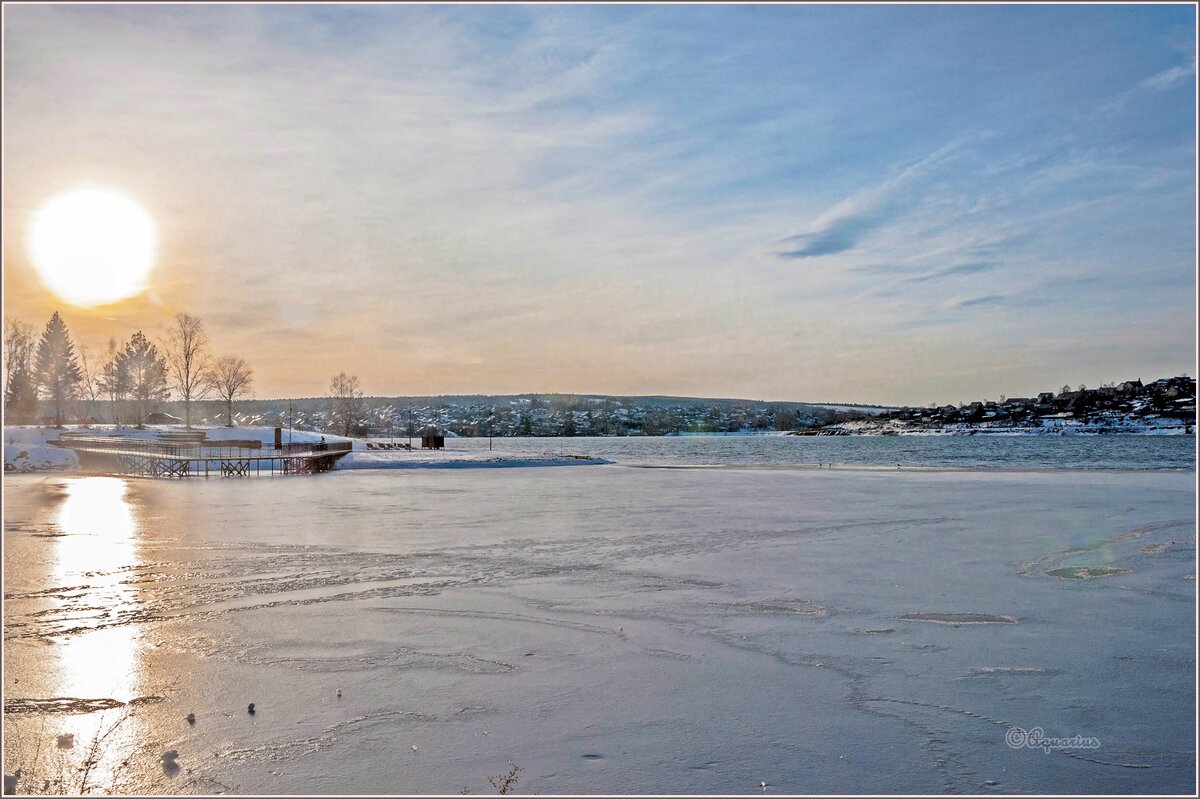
[52,436,353,460]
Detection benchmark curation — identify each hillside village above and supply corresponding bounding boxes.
[23,379,1195,439]
[192,395,854,438]
[801,376,1196,435]
[7,310,1191,439]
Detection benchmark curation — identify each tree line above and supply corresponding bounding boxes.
[3,311,253,428]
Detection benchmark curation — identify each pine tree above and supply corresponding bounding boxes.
[116,331,168,427]
[34,312,83,427]
[97,337,128,425]
[5,367,39,423]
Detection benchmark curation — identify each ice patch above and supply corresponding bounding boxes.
[897,612,1018,624]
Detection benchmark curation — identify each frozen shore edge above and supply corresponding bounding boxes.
[800,421,1193,436]
[3,425,612,474]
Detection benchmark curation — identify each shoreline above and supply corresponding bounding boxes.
[619,462,1196,474]
[6,462,1193,479]
[4,423,1194,475]
[799,417,1194,437]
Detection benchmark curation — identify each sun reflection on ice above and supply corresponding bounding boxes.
[56,476,137,540]
[49,477,147,790]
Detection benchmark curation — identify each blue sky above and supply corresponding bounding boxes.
[3,4,1195,404]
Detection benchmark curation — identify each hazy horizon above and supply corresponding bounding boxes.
[3,4,1196,406]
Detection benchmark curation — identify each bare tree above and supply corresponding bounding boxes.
[4,319,33,393]
[73,343,105,424]
[162,313,211,427]
[327,372,364,436]
[208,355,253,426]
[4,319,38,422]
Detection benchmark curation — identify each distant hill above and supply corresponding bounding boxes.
[47,392,870,437]
[241,393,825,410]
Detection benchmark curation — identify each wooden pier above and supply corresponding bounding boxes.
[50,436,354,478]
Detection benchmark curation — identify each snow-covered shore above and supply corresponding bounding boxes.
[803,416,1194,437]
[2,425,608,473]
[3,427,77,472]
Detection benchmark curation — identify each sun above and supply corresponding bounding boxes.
[27,186,158,307]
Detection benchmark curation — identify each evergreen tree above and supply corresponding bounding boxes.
[97,337,128,425]
[34,312,83,427]
[5,367,39,423]
[116,331,168,427]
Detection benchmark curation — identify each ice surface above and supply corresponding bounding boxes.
[2,463,1195,794]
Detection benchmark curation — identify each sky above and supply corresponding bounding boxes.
[2,3,1196,406]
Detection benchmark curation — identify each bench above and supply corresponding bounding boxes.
[203,439,262,450]
[156,431,208,443]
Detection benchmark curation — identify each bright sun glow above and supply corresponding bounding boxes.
[27,186,158,307]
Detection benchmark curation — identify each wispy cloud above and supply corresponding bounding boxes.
[1099,50,1196,113]
[777,140,967,259]
[908,262,995,284]
[947,293,1007,310]
[1138,57,1196,92]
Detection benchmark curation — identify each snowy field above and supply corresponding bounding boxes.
[2,464,1194,794]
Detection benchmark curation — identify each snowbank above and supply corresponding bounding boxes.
[4,428,78,472]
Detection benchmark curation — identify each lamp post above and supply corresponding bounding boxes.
[288,402,294,445]
[488,408,495,451]
[408,405,413,449]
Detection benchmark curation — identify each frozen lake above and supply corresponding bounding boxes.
[386,432,1198,471]
[2,447,1196,793]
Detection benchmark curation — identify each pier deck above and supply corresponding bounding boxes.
[50,436,354,478]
